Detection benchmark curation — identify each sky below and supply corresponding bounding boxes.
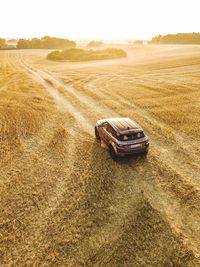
[1,0,200,40]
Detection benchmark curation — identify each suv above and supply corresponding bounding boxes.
[95,117,149,159]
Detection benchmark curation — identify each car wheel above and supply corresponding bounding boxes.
[142,149,149,156]
[109,145,118,160]
[95,127,100,140]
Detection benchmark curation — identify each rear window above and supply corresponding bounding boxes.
[118,132,144,141]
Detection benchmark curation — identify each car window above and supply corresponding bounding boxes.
[122,135,129,140]
[102,122,109,130]
[108,126,113,134]
[102,122,108,127]
[106,125,117,138]
[118,132,144,141]
[110,128,117,138]
[102,122,116,138]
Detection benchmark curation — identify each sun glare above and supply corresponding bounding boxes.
[1,0,200,40]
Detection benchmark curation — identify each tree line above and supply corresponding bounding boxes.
[150,33,200,44]
[0,38,15,49]
[0,36,76,49]
[17,36,76,49]
[0,38,7,49]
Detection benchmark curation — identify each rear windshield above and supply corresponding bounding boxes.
[118,132,144,141]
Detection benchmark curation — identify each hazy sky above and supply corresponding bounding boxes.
[1,0,199,40]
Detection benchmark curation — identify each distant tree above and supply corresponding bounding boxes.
[30,38,43,49]
[149,33,200,44]
[8,39,17,43]
[17,39,31,49]
[87,40,103,47]
[41,36,76,49]
[8,38,17,42]
[7,39,17,47]
[0,38,7,49]
[16,36,76,49]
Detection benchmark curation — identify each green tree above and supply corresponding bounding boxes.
[30,38,43,49]
[150,33,200,44]
[41,36,76,49]
[17,39,31,49]
[0,38,7,49]
[16,36,76,49]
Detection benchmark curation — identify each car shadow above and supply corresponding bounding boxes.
[96,138,149,166]
[114,153,149,166]
[98,139,149,165]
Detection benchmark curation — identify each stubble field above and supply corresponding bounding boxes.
[1,44,200,266]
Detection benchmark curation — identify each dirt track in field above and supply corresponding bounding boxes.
[1,45,200,266]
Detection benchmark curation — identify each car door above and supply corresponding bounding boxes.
[99,122,109,144]
[102,123,116,144]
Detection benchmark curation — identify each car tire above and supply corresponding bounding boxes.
[142,149,149,156]
[109,145,118,160]
[95,127,100,140]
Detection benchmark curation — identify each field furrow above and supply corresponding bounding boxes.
[1,46,200,266]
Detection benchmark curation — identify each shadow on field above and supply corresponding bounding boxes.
[96,139,149,166]
[114,153,149,166]
[75,143,198,267]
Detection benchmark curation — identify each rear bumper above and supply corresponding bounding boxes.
[115,144,149,157]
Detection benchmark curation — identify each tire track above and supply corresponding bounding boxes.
[8,51,200,261]
[16,51,200,201]
[55,71,200,186]
[17,54,93,135]
[85,76,200,156]
[5,127,78,263]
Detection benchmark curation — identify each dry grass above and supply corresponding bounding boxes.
[1,45,200,266]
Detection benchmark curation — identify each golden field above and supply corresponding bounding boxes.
[1,45,200,266]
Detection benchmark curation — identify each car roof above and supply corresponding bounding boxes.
[106,117,142,134]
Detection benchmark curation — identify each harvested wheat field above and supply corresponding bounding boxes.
[1,45,200,266]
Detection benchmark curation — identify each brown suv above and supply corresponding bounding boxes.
[95,117,149,159]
